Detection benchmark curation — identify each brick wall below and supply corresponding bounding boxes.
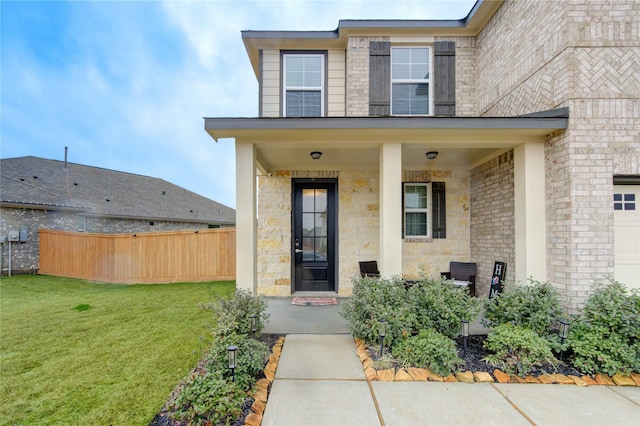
[470,151,516,297]
[346,36,389,116]
[475,0,640,311]
[256,168,470,296]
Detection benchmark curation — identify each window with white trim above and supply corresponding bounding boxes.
[404,183,432,238]
[614,193,636,211]
[391,47,431,115]
[283,54,324,117]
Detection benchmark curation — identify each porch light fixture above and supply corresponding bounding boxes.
[379,319,386,357]
[461,319,470,357]
[228,345,238,382]
[426,151,438,160]
[310,151,322,160]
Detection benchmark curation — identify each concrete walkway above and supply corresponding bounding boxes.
[260,298,639,426]
[262,334,640,426]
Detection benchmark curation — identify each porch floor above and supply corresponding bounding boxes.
[262,296,491,335]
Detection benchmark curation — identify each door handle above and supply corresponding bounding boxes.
[295,249,303,254]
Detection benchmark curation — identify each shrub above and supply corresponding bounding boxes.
[171,370,245,425]
[569,280,640,375]
[483,324,557,376]
[407,277,482,339]
[207,333,270,390]
[569,323,638,375]
[340,275,414,348]
[579,280,640,341]
[205,289,270,337]
[392,329,463,376]
[482,279,563,337]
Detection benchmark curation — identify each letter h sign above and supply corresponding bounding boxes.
[489,261,507,299]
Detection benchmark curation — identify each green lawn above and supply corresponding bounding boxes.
[0,275,235,425]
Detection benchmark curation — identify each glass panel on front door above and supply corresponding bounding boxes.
[302,189,328,262]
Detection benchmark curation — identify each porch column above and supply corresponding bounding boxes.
[235,141,257,294]
[379,143,403,276]
[514,143,547,283]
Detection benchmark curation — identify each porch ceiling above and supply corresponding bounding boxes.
[205,115,568,172]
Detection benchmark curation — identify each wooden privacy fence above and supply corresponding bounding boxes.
[39,228,235,284]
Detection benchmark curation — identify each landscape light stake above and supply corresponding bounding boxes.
[250,314,257,336]
[379,319,386,357]
[228,345,238,382]
[461,319,470,357]
[559,319,570,360]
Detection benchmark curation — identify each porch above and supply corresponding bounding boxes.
[205,110,569,297]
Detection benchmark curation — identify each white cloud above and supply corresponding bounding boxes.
[2,0,476,209]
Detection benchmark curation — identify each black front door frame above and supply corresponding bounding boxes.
[291,178,338,293]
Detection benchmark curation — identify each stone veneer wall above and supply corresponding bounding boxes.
[402,169,471,279]
[256,168,470,296]
[0,206,216,274]
[256,173,293,296]
[256,170,380,297]
[470,151,516,297]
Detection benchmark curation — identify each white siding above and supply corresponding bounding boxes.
[261,50,280,117]
[327,50,346,116]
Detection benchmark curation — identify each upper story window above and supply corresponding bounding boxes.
[283,53,324,117]
[391,47,431,115]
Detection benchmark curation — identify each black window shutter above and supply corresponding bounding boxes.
[369,41,391,116]
[432,182,446,238]
[433,41,456,116]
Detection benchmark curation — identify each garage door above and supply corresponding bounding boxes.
[614,185,640,290]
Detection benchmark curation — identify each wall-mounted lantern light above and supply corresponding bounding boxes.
[310,151,323,160]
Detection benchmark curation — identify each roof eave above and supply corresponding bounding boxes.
[205,111,569,142]
[241,0,503,76]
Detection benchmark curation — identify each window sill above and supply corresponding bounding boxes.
[404,237,433,243]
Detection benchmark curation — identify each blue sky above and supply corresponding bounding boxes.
[1,0,476,208]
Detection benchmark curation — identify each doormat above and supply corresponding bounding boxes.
[291,297,337,306]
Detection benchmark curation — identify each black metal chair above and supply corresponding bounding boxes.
[441,261,477,297]
[359,261,380,278]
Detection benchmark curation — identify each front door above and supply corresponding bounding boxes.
[292,179,337,292]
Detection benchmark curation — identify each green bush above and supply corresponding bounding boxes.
[205,289,270,336]
[482,279,563,337]
[483,324,557,376]
[569,280,640,375]
[407,277,482,338]
[171,370,245,425]
[207,333,270,390]
[392,329,463,376]
[569,323,638,375]
[340,275,414,348]
[579,280,640,341]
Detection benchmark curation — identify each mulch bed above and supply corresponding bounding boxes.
[150,333,283,426]
[152,333,582,425]
[367,334,582,378]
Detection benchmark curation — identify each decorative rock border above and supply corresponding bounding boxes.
[244,336,285,426]
[355,338,640,387]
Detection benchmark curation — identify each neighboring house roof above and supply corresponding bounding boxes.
[0,156,235,224]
